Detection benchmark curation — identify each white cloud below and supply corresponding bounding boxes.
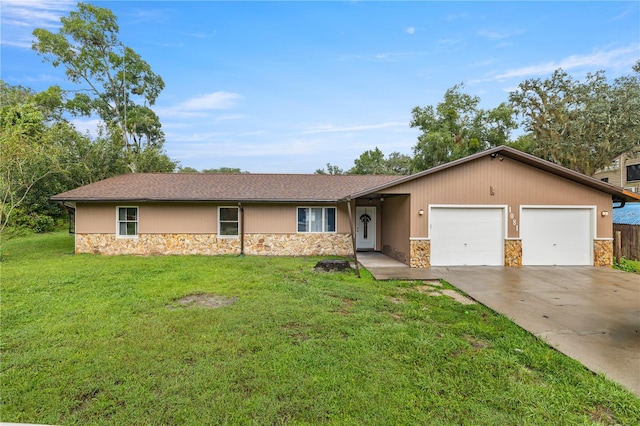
[22,73,64,83]
[0,0,74,48]
[301,122,406,135]
[478,29,525,40]
[157,91,243,117]
[405,26,416,35]
[180,92,243,111]
[494,44,639,80]
[70,118,102,137]
[435,38,462,46]
[339,51,423,62]
[215,114,245,123]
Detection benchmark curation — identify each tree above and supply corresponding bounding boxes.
[411,84,517,171]
[201,167,247,174]
[315,163,344,175]
[178,166,199,173]
[509,64,640,175]
[0,92,61,234]
[383,152,412,175]
[349,148,412,175]
[32,2,166,153]
[350,148,387,174]
[1,81,139,234]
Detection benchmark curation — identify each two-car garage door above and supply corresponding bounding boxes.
[429,206,593,266]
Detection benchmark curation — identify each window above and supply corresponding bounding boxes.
[627,164,640,182]
[117,207,138,237]
[219,207,239,237]
[600,178,609,183]
[297,207,336,233]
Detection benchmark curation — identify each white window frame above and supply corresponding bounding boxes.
[116,206,139,238]
[218,206,240,238]
[297,206,337,233]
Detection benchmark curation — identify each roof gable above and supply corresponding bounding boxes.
[348,146,640,203]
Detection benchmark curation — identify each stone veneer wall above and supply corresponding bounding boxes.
[504,240,522,267]
[410,240,430,268]
[243,233,352,256]
[593,239,613,267]
[76,233,352,256]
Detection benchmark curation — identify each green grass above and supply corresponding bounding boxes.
[614,257,640,273]
[2,232,639,425]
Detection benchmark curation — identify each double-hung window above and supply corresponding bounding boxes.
[117,207,138,237]
[219,207,239,237]
[297,207,336,233]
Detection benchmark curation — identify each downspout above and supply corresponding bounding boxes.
[238,202,245,256]
[346,198,360,278]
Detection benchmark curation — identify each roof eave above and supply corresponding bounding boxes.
[50,197,343,203]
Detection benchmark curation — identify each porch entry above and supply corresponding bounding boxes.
[356,206,376,250]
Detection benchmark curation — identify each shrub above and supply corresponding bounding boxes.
[32,214,55,233]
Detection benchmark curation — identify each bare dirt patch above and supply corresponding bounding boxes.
[168,293,238,309]
[333,297,356,315]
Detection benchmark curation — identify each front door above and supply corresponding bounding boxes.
[356,206,376,250]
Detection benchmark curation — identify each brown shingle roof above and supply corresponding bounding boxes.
[50,173,402,202]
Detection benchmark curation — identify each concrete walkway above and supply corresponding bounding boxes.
[357,252,640,396]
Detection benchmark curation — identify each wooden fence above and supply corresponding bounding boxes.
[613,224,640,261]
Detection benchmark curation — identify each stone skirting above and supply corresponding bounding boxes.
[243,233,352,256]
[410,240,430,268]
[593,239,613,267]
[505,240,522,267]
[75,233,352,256]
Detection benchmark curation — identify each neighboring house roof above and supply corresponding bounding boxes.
[50,173,401,203]
[51,146,640,204]
[349,146,640,203]
[613,203,640,225]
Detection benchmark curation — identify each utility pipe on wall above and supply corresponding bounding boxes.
[238,202,245,256]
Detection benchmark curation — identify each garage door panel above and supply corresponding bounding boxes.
[430,207,504,266]
[521,208,592,266]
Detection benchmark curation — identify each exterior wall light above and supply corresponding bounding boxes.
[601,210,609,217]
[419,209,424,216]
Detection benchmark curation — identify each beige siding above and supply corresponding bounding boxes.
[245,203,349,233]
[76,203,217,234]
[76,202,349,235]
[379,156,613,239]
[76,203,118,234]
[380,195,410,264]
[243,204,294,233]
[141,203,217,233]
[593,154,640,190]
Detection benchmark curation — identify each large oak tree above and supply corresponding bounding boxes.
[509,62,640,175]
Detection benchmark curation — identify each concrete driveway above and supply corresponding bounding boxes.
[356,253,640,396]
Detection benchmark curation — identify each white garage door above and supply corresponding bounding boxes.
[521,208,592,265]
[430,207,504,266]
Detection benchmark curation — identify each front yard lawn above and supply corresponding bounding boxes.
[2,232,639,425]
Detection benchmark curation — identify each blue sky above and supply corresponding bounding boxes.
[2,1,639,173]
